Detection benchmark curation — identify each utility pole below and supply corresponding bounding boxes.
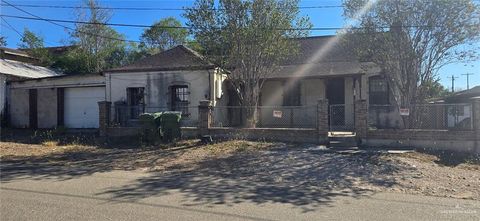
[449,75,458,92]
[461,73,474,90]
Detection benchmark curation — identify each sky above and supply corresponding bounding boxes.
[1,0,479,90]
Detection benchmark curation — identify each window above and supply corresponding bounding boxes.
[283,81,301,106]
[369,76,389,105]
[171,85,189,116]
[126,87,145,119]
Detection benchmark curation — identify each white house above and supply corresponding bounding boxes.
[104,45,227,127]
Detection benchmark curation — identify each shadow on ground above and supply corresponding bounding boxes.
[96,150,411,212]
[1,131,413,212]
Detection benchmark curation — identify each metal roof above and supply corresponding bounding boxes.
[0,59,62,79]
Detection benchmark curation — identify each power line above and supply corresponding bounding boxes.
[1,17,57,47]
[1,14,460,31]
[0,3,343,11]
[2,0,141,43]
[1,17,23,37]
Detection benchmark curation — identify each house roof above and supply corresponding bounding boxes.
[105,45,215,73]
[0,47,32,58]
[20,45,77,57]
[440,86,480,103]
[0,59,62,79]
[267,35,378,78]
[283,35,357,65]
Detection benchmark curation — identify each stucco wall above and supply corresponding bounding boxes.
[302,78,325,105]
[106,69,224,125]
[9,88,29,128]
[37,88,57,128]
[8,74,106,129]
[344,77,355,126]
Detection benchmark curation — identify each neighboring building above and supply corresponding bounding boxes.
[104,45,227,127]
[0,47,39,64]
[1,47,62,127]
[432,86,480,129]
[8,74,105,129]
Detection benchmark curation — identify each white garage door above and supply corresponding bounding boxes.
[64,87,105,128]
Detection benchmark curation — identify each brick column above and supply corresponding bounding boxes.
[354,99,368,141]
[472,98,480,151]
[198,100,212,135]
[98,101,111,137]
[317,99,329,144]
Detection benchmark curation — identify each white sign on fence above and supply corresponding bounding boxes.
[399,108,410,116]
[273,110,283,118]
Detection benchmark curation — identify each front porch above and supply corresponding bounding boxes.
[259,75,365,132]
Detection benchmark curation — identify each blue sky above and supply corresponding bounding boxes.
[1,0,478,90]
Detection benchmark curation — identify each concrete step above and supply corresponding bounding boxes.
[328,136,358,148]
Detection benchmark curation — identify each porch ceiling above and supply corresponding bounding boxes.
[268,61,380,79]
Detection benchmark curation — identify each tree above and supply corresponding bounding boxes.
[422,79,451,100]
[185,0,311,126]
[343,0,479,126]
[65,0,127,74]
[140,17,188,54]
[18,28,51,65]
[0,36,6,47]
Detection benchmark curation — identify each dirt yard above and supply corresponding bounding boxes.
[1,138,479,201]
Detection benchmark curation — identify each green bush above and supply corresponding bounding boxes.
[138,112,182,144]
[139,113,160,145]
[159,112,182,143]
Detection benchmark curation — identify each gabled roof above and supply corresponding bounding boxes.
[270,35,378,78]
[105,45,215,73]
[283,35,357,65]
[0,59,62,79]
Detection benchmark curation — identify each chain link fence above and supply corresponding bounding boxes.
[329,104,355,131]
[110,105,198,127]
[369,103,473,130]
[211,106,318,129]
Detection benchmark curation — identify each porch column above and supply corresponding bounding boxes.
[472,98,480,152]
[98,101,111,137]
[354,99,368,141]
[198,100,212,136]
[317,99,329,144]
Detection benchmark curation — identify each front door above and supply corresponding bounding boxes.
[326,78,353,131]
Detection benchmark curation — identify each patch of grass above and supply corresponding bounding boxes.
[41,140,59,147]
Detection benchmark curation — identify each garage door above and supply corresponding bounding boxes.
[64,87,105,128]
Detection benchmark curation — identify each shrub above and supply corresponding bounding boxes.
[139,113,160,145]
[159,112,182,143]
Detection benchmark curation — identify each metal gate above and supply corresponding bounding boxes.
[329,104,355,131]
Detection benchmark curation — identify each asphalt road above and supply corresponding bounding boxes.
[1,170,478,221]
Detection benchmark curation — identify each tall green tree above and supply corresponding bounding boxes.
[185,0,311,126]
[64,0,127,74]
[18,28,51,65]
[343,0,479,106]
[343,0,479,127]
[140,17,188,54]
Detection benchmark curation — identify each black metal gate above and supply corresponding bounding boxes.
[329,104,355,131]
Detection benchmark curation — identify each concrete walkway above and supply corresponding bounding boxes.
[1,170,478,221]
